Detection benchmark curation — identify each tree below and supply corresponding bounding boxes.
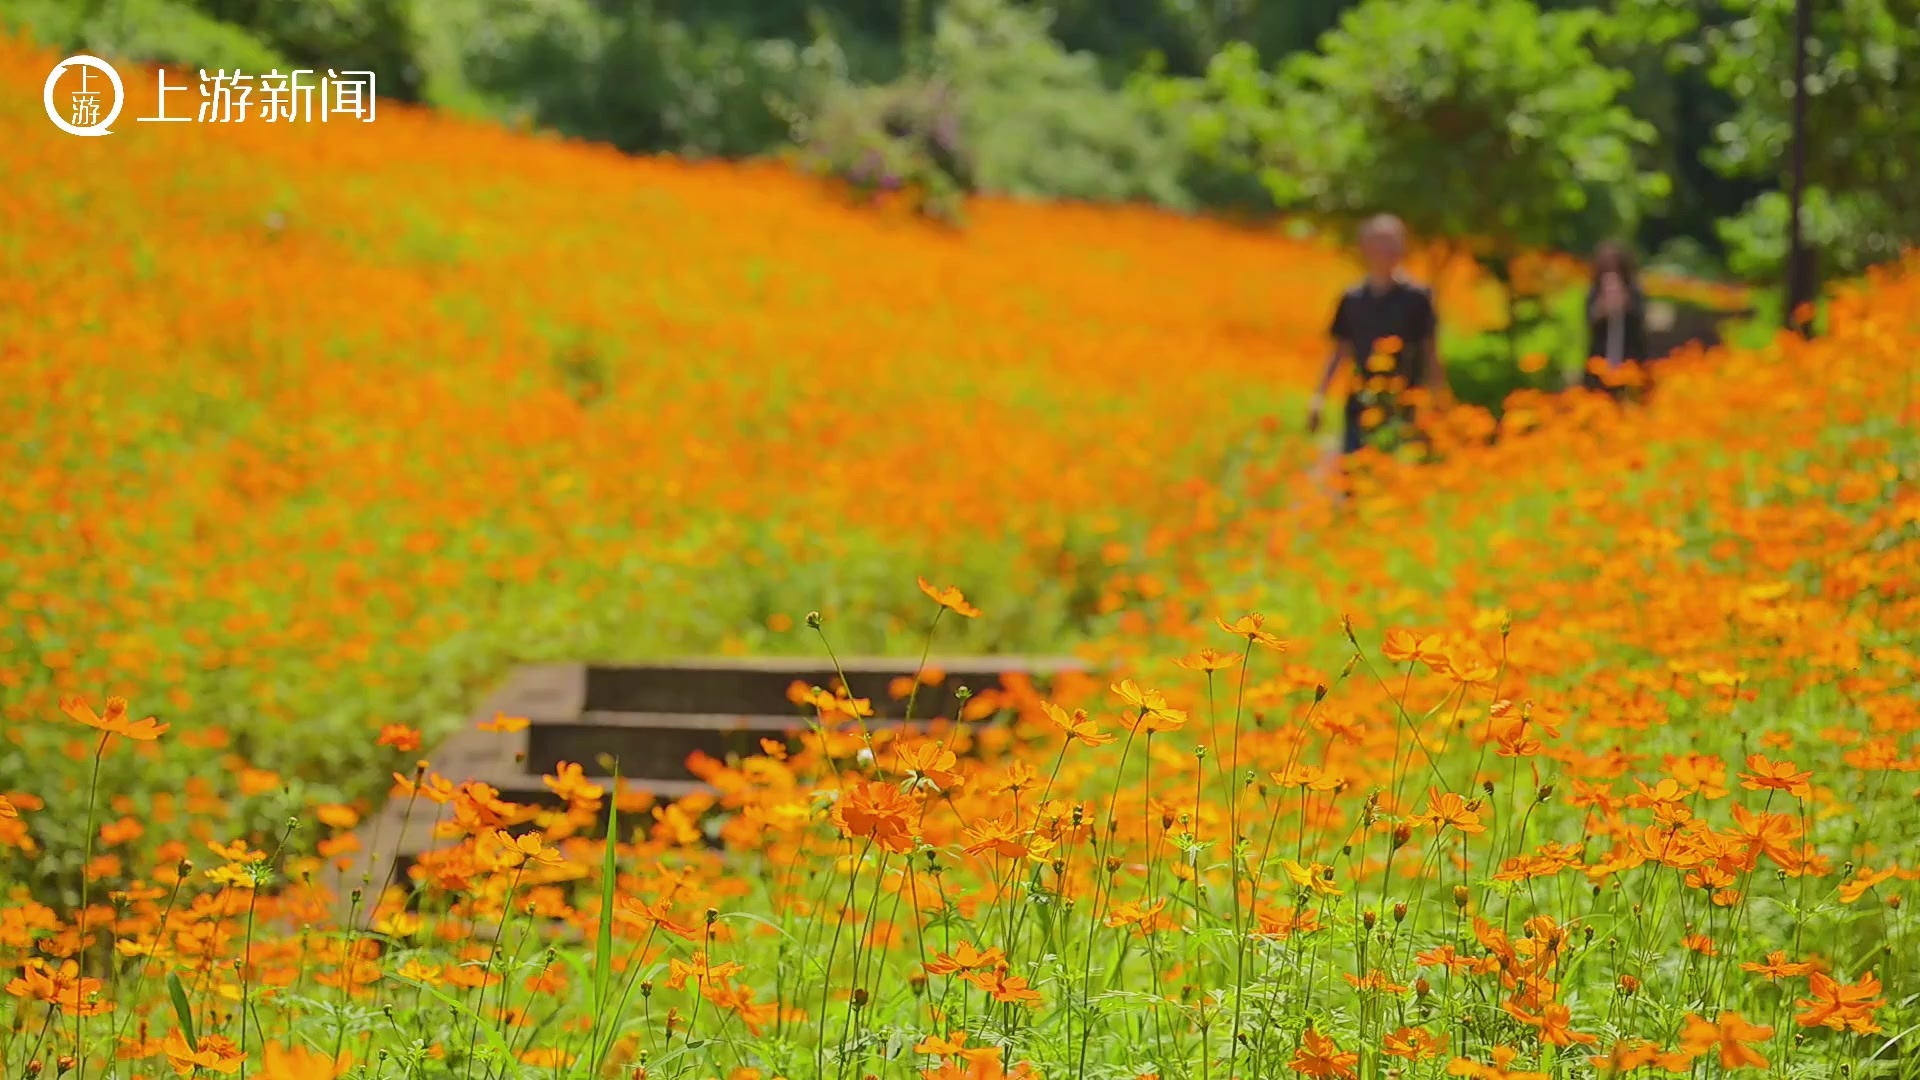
[803,0,1193,216]
[1276,0,1659,253]
[1701,0,1920,277]
[1153,0,1663,355]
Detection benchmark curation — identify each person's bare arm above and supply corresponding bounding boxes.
[1308,345,1345,432]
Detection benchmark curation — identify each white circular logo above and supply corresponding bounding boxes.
[44,55,125,137]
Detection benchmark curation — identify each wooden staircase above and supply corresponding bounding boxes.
[324,656,1086,925]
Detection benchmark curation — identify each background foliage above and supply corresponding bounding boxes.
[10,0,1918,279]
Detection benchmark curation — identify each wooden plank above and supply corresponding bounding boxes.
[325,657,1084,928]
[523,712,940,778]
[582,655,1084,716]
[322,664,584,927]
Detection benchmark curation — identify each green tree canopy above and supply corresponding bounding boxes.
[1703,0,1920,275]
[1155,0,1664,263]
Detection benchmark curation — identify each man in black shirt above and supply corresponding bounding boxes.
[1307,214,1449,456]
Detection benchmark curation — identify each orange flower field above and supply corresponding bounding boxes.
[4,36,1920,1080]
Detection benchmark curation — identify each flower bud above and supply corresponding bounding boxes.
[1452,885,1470,908]
[1392,902,1408,923]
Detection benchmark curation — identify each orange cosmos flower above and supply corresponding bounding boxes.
[313,804,359,830]
[391,769,455,804]
[0,795,14,818]
[831,779,919,853]
[162,1030,244,1077]
[543,761,605,805]
[1446,1046,1548,1080]
[1281,859,1342,896]
[1289,1027,1358,1079]
[1586,1040,1663,1073]
[1381,629,1449,668]
[1040,702,1114,747]
[1738,754,1812,798]
[962,966,1043,1007]
[1343,969,1407,994]
[664,951,744,991]
[1174,647,1242,671]
[1741,950,1816,980]
[6,960,109,1016]
[616,896,702,941]
[925,943,1006,975]
[376,724,423,752]
[61,695,168,741]
[962,815,1034,859]
[1111,679,1187,731]
[258,1042,353,1080]
[913,1031,970,1056]
[479,712,531,733]
[926,1056,1039,1080]
[1383,1027,1448,1061]
[1215,613,1287,651]
[1502,1001,1596,1046]
[1102,893,1170,930]
[1795,970,1887,1033]
[1412,789,1486,834]
[1838,865,1899,904]
[492,830,564,867]
[916,577,981,618]
[1726,804,1802,869]
[1678,1012,1773,1070]
[1271,762,1344,791]
[894,740,964,792]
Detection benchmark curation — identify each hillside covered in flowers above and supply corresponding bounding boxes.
[5,36,1919,1080]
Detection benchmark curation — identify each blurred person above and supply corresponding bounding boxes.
[1307,214,1449,486]
[1583,240,1650,399]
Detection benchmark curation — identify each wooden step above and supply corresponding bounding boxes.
[525,711,910,779]
[326,655,1089,928]
[463,771,715,809]
[329,773,719,916]
[580,655,1083,717]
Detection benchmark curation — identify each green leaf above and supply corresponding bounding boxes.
[586,758,620,1076]
[167,971,197,1052]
